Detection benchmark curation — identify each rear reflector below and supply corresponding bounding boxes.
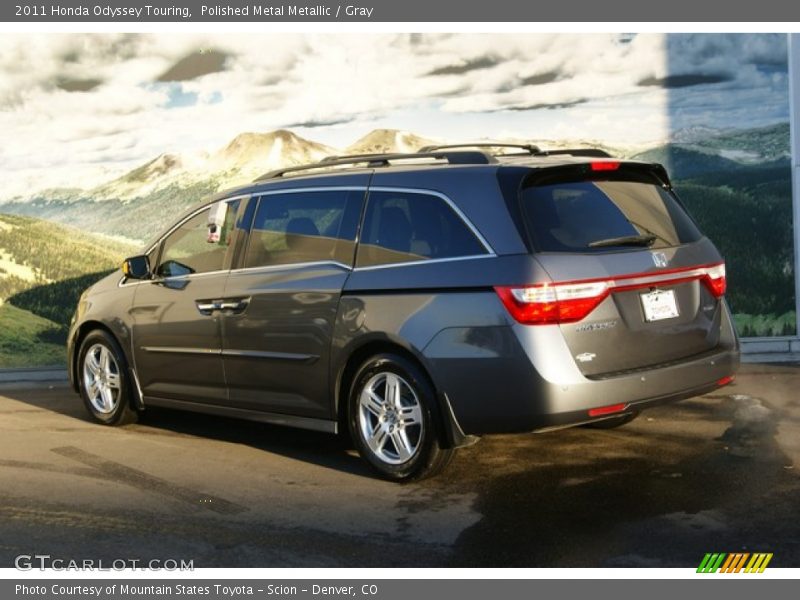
[496,262,726,325]
[590,161,621,171]
[588,403,628,417]
[717,375,735,387]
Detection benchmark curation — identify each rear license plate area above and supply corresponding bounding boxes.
[640,289,679,322]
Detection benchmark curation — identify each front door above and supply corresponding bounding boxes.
[131,198,242,404]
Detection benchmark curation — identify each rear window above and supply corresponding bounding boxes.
[521,180,702,253]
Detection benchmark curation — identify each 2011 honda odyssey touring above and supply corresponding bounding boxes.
[68,143,739,480]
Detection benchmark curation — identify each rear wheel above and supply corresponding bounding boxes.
[583,411,639,429]
[348,354,454,481]
[78,330,138,426]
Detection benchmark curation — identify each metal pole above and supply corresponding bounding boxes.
[789,34,800,339]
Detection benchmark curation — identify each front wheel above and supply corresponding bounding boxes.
[348,354,454,481]
[78,330,138,426]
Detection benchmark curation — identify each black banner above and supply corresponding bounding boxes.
[3,579,798,600]
[3,0,800,22]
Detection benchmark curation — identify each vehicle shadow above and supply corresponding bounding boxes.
[1,383,372,479]
[137,406,371,478]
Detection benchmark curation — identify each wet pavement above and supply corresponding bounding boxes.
[0,363,798,568]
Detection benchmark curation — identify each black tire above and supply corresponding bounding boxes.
[77,329,138,426]
[348,353,454,481]
[583,411,639,429]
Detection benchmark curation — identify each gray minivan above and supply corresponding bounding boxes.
[67,145,739,480]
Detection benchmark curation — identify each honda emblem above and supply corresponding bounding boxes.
[652,252,668,268]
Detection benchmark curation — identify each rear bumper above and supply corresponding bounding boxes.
[521,355,737,431]
[444,343,738,435]
[427,303,740,435]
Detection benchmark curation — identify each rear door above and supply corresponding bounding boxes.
[519,163,725,377]
[220,184,367,418]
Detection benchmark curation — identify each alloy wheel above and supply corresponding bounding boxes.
[357,372,423,465]
[82,343,121,414]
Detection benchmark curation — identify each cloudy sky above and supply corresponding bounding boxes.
[0,33,789,197]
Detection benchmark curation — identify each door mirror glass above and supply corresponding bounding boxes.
[122,255,150,280]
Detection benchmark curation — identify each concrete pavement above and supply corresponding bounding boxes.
[0,364,798,568]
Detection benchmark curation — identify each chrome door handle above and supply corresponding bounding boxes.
[196,297,250,315]
[218,297,250,314]
[195,300,219,315]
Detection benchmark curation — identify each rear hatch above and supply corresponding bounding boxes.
[498,161,727,378]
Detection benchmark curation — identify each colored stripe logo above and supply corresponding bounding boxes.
[697,553,773,573]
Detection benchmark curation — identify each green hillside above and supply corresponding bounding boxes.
[673,170,795,336]
[0,214,137,367]
[0,304,65,367]
[0,213,135,283]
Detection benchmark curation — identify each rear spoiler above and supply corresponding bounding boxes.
[523,161,673,189]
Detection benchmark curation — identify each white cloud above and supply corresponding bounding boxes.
[0,33,789,198]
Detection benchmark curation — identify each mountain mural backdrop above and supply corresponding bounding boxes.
[0,32,794,367]
[0,123,793,368]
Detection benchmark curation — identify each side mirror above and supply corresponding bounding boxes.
[122,255,150,280]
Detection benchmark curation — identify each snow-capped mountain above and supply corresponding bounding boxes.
[87,130,337,202]
[345,129,439,155]
[31,128,445,203]
[207,130,336,182]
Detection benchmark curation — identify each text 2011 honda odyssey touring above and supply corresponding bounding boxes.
[68,144,739,480]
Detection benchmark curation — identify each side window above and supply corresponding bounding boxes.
[356,191,487,268]
[156,200,240,277]
[244,190,363,269]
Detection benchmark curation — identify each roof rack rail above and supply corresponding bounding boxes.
[255,150,496,180]
[318,152,399,163]
[419,143,613,159]
[536,148,613,158]
[419,142,541,154]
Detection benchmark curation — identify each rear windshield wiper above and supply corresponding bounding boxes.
[588,234,657,248]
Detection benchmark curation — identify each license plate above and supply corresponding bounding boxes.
[640,289,679,322]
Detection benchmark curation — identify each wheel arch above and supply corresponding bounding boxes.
[333,335,471,449]
[71,320,143,410]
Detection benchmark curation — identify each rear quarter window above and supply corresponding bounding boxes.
[356,190,487,267]
[521,179,702,253]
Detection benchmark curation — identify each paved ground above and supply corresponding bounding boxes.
[0,364,799,568]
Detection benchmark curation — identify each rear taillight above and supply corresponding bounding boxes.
[702,263,727,298]
[496,262,726,325]
[495,281,609,325]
